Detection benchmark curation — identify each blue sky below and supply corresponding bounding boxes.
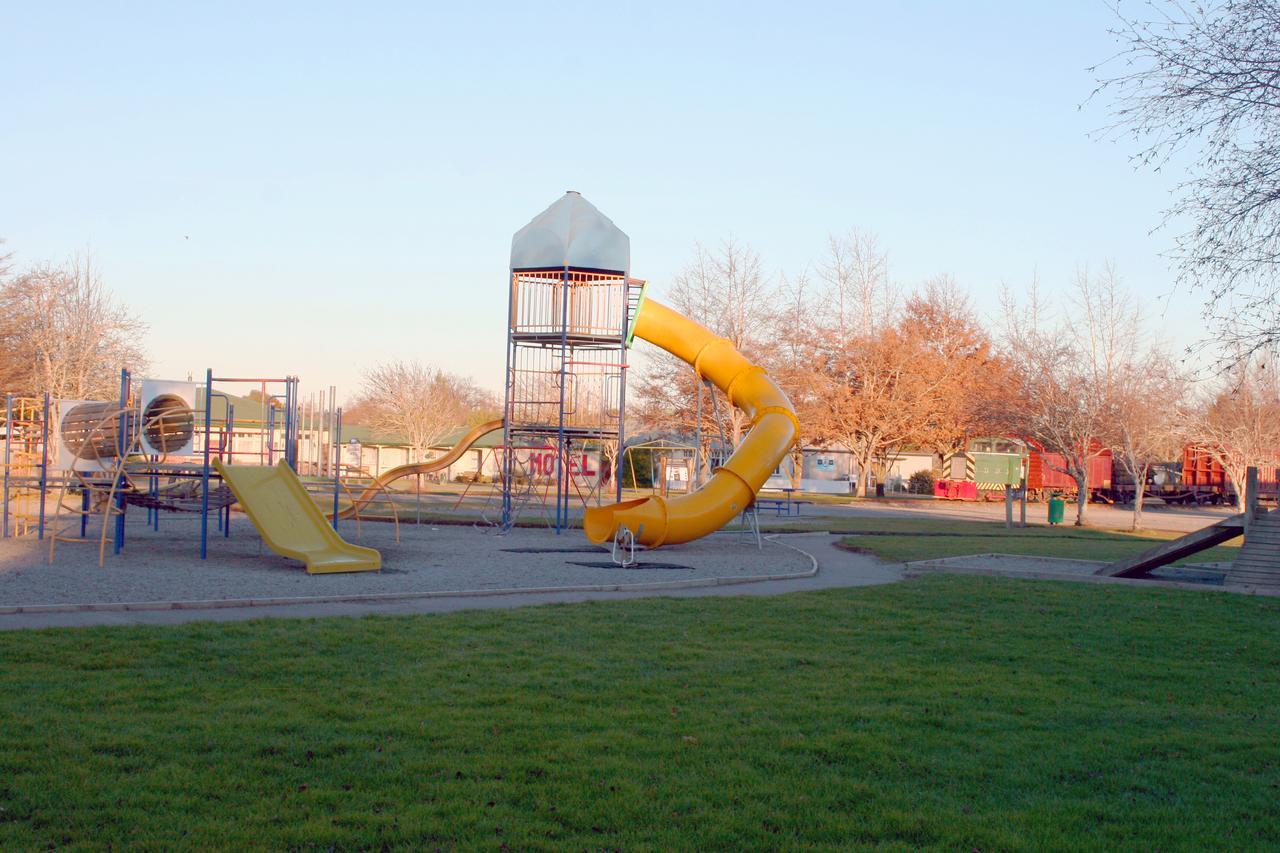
[1,2,1191,402]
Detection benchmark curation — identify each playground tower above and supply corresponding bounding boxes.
[502,192,641,531]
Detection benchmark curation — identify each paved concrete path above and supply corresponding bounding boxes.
[0,535,902,631]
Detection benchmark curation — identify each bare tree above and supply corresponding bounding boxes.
[810,327,941,497]
[768,269,820,488]
[0,254,147,399]
[1095,0,1280,361]
[355,362,495,462]
[1105,351,1189,530]
[901,275,1014,460]
[635,238,772,472]
[818,228,897,337]
[1001,267,1138,526]
[1190,357,1280,509]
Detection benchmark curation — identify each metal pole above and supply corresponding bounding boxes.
[290,377,299,469]
[314,391,319,474]
[309,391,317,476]
[2,394,10,539]
[287,378,295,468]
[312,391,319,476]
[301,394,309,475]
[695,377,703,488]
[501,270,517,529]
[224,403,234,538]
[315,390,322,477]
[279,382,287,468]
[266,402,275,466]
[37,393,49,540]
[284,378,294,469]
[200,368,212,559]
[555,269,570,533]
[284,382,292,469]
[152,454,159,531]
[1019,463,1028,528]
[332,407,342,530]
[616,278,629,503]
[259,381,267,466]
[114,368,129,554]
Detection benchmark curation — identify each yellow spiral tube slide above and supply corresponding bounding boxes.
[583,298,799,548]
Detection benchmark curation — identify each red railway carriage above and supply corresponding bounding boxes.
[1180,446,1279,504]
[1023,441,1112,501]
[935,439,1114,501]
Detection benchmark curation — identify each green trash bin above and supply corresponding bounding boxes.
[1047,495,1065,525]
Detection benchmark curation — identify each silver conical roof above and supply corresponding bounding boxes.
[510,191,629,272]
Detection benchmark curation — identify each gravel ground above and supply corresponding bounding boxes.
[0,514,810,607]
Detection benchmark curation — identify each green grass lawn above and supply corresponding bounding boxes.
[835,518,1243,565]
[2,576,1276,848]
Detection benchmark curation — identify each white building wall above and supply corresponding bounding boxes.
[764,448,937,494]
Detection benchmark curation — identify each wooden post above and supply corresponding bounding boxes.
[1004,484,1013,529]
[1018,474,1028,528]
[1245,465,1259,536]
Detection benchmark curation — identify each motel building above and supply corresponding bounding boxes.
[764,445,935,494]
[196,399,935,495]
[339,424,605,488]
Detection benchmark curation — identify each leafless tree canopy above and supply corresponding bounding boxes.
[668,238,770,354]
[632,222,1274,522]
[818,228,897,337]
[1096,0,1280,361]
[0,254,148,399]
[355,361,497,462]
[1188,356,1280,507]
[638,232,1010,499]
[635,239,771,465]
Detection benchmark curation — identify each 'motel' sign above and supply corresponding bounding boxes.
[523,447,599,482]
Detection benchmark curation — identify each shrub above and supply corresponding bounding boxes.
[907,470,936,495]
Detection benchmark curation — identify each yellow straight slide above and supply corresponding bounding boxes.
[584,297,799,548]
[214,459,381,574]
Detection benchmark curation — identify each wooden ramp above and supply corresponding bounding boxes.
[1097,515,1245,579]
[1223,508,1280,592]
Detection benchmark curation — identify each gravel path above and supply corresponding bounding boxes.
[0,515,811,609]
[0,533,901,630]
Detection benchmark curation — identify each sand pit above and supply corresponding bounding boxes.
[0,513,813,610]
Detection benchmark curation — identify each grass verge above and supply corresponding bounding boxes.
[1,576,1276,848]
[836,518,1242,564]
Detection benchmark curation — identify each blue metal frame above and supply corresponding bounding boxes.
[223,403,234,538]
[113,368,131,554]
[198,372,300,560]
[555,268,570,533]
[200,368,213,558]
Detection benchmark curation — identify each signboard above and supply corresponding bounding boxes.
[663,459,691,493]
[515,446,601,485]
[341,440,362,469]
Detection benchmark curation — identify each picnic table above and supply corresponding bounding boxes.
[753,488,807,517]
